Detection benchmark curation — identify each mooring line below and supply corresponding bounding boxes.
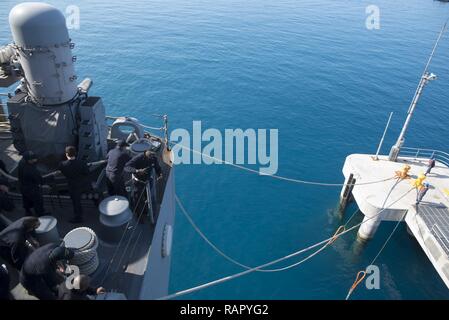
[345,212,407,300]
[170,142,395,187]
[344,180,412,300]
[160,188,414,300]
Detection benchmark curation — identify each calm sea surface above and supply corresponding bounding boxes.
[1,0,449,299]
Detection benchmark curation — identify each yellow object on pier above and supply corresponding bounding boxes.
[412,173,427,189]
[395,165,411,179]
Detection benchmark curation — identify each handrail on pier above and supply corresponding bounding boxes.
[398,147,449,167]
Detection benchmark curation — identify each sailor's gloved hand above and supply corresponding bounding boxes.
[29,237,40,249]
[56,262,66,273]
[96,287,106,294]
[136,168,150,174]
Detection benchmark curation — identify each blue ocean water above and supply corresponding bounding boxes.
[1,0,449,299]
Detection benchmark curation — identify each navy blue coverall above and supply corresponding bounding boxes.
[106,147,131,197]
[124,153,162,216]
[18,159,45,216]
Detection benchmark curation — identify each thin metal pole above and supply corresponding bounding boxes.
[388,19,448,161]
[393,75,430,148]
[164,115,170,151]
[374,112,393,160]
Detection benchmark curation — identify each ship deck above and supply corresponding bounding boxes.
[0,137,173,300]
[4,198,157,300]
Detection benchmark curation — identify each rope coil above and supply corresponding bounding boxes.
[64,227,100,276]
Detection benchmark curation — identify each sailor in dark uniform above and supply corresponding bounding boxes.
[18,151,46,216]
[57,274,105,300]
[105,140,131,197]
[0,160,7,174]
[0,217,40,269]
[58,146,90,223]
[0,175,9,194]
[0,175,14,218]
[0,160,12,218]
[20,243,74,300]
[0,264,11,300]
[124,149,162,218]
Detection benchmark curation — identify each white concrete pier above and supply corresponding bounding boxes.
[341,152,449,289]
[405,203,449,289]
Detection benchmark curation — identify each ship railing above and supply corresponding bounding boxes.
[398,147,449,168]
[0,160,106,184]
[106,114,170,149]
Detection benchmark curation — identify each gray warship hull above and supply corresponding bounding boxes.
[0,2,176,300]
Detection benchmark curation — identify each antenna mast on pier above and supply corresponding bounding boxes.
[388,20,448,161]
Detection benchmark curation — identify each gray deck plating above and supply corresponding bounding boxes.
[0,137,175,300]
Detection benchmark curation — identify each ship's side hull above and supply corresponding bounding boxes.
[139,167,176,299]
